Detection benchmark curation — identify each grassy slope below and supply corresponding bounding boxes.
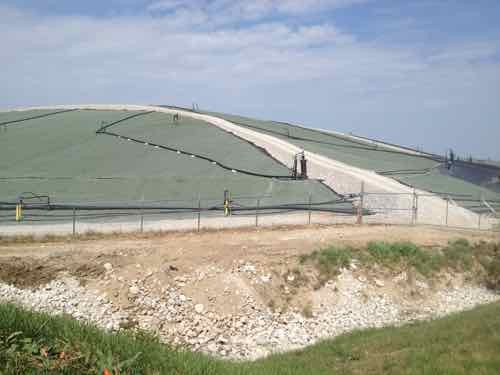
[1,300,500,374]
[206,111,500,212]
[0,109,338,205]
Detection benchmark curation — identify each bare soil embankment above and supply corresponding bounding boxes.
[0,225,499,359]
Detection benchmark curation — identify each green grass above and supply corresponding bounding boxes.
[300,246,353,285]
[300,239,499,284]
[2,302,500,374]
[367,241,444,276]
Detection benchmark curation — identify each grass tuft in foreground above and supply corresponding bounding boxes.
[2,302,500,374]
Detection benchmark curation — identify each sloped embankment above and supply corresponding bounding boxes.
[0,236,498,359]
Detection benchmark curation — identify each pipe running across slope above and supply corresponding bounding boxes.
[7,104,494,228]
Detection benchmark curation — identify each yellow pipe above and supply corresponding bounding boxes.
[15,204,23,222]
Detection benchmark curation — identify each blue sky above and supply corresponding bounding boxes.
[1,0,500,159]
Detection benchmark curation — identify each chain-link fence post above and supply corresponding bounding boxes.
[415,192,419,225]
[197,198,201,232]
[139,202,144,233]
[308,193,312,225]
[72,208,76,236]
[445,196,449,226]
[411,189,417,225]
[357,182,364,225]
[255,199,260,227]
[140,196,144,233]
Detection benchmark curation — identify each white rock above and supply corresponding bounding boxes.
[255,335,269,346]
[103,263,113,272]
[217,336,229,344]
[207,343,218,353]
[195,304,204,314]
[260,275,271,283]
[129,286,140,295]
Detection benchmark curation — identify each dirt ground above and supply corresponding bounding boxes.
[1,224,498,289]
[1,223,499,347]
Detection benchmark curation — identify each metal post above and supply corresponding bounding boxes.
[414,192,419,225]
[357,182,364,225]
[478,213,482,230]
[445,196,449,226]
[256,199,260,227]
[140,195,144,233]
[197,198,201,232]
[411,189,417,225]
[72,208,76,236]
[308,193,312,225]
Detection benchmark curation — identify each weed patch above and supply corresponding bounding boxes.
[300,240,500,283]
[300,246,353,286]
[366,241,443,276]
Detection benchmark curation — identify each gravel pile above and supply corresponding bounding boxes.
[0,266,498,360]
[0,277,128,330]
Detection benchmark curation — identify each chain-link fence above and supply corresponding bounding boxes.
[1,189,498,236]
[357,190,500,232]
[0,193,358,236]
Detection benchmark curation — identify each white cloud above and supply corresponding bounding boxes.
[147,0,186,12]
[1,3,499,158]
[276,0,368,14]
[146,0,370,25]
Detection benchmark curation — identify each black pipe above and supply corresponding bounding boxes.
[0,109,78,127]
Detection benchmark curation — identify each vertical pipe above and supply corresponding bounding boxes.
[72,208,76,236]
[16,201,23,222]
[256,199,260,227]
[308,193,312,225]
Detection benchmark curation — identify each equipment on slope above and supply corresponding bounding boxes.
[223,189,232,217]
[15,203,23,222]
[300,152,308,179]
[292,155,298,179]
[447,149,455,170]
[291,152,308,179]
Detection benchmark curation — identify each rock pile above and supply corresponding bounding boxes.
[0,264,498,360]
